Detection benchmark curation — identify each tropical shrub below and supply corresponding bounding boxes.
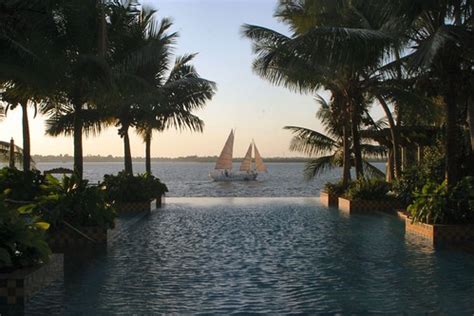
[449,177,474,223]
[393,150,444,205]
[0,167,45,201]
[407,180,448,224]
[22,175,116,229]
[323,181,348,196]
[408,177,474,224]
[0,197,51,272]
[102,172,168,203]
[345,178,391,200]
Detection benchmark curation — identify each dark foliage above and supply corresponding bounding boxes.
[102,172,168,203]
[346,178,391,200]
[21,175,116,229]
[0,167,45,201]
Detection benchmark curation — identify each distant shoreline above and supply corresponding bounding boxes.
[32,155,386,164]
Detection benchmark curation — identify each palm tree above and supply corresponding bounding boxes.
[392,0,474,188]
[243,0,400,181]
[136,54,215,175]
[284,96,385,182]
[43,0,114,179]
[105,7,178,175]
[0,0,61,171]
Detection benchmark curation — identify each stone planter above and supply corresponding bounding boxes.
[320,191,339,208]
[338,197,404,214]
[156,195,165,208]
[0,254,63,307]
[48,225,108,253]
[405,218,474,245]
[114,200,151,213]
[397,210,409,219]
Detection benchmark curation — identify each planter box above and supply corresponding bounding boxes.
[0,254,63,306]
[338,197,404,214]
[320,191,339,208]
[156,195,165,208]
[114,201,151,213]
[397,210,409,220]
[405,219,474,245]
[48,226,108,253]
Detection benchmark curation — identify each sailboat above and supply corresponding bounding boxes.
[209,129,267,181]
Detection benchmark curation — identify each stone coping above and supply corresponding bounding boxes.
[319,191,339,208]
[405,218,474,245]
[338,197,403,214]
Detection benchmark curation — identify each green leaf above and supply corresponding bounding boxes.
[18,204,35,214]
[34,222,50,230]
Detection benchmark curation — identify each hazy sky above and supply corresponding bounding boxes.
[0,0,379,158]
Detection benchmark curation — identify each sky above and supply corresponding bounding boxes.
[0,0,377,158]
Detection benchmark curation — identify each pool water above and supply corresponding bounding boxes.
[28,198,474,314]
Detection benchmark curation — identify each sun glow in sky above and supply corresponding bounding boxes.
[0,0,369,158]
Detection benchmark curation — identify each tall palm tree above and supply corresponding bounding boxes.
[243,0,399,181]
[106,7,178,175]
[284,96,385,182]
[0,0,62,171]
[392,0,474,188]
[136,54,215,175]
[42,0,112,179]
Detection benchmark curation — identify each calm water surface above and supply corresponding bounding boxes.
[36,161,382,197]
[28,198,474,314]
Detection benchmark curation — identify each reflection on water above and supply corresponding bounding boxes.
[27,198,474,314]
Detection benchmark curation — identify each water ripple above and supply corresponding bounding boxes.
[27,198,474,315]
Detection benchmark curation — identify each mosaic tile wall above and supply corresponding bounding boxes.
[0,254,63,306]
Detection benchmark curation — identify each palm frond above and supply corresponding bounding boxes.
[284,126,337,156]
[303,155,338,180]
[360,143,387,158]
[362,159,385,179]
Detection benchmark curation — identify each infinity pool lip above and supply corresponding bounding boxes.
[164,196,322,206]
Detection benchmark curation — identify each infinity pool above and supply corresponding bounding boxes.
[28,198,474,314]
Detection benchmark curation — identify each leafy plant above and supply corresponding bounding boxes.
[448,177,474,223]
[102,172,168,203]
[392,150,444,205]
[408,177,474,225]
[346,178,391,200]
[0,167,45,201]
[22,175,116,229]
[323,181,348,196]
[0,197,51,272]
[408,180,448,224]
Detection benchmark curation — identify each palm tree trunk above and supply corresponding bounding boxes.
[376,95,401,180]
[145,129,152,175]
[20,101,31,171]
[350,101,363,179]
[468,96,474,152]
[123,124,133,175]
[445,83,459,189]
[342,111,351,187]
[386,148,394,182]
[73,108,83,179]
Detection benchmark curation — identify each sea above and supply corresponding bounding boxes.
[35,161,386,197]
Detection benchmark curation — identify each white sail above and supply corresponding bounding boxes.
[239,144,253,171]
[254,143,267,172]
[215,130,234,170]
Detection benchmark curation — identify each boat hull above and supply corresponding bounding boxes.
[209,170,258,181]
